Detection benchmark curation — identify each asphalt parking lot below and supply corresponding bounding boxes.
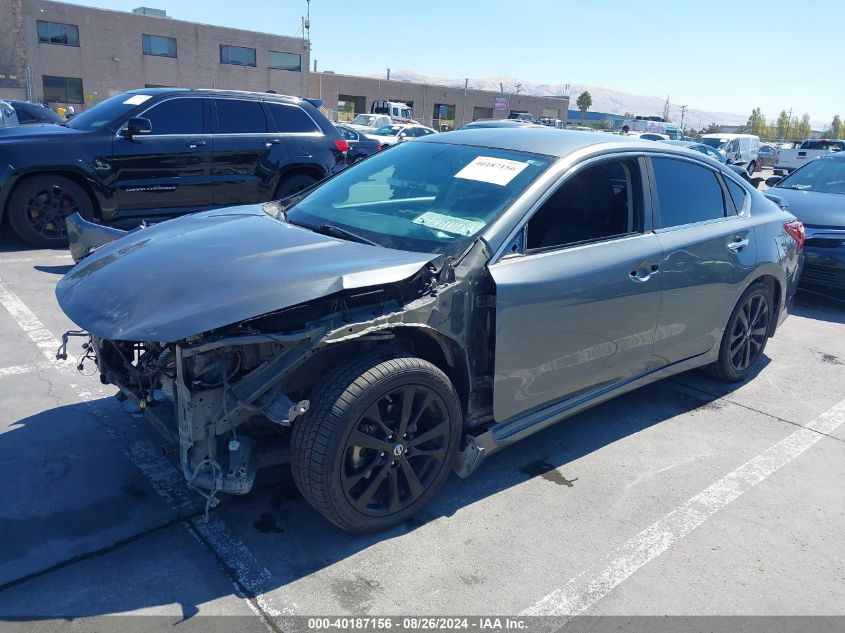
[1,179,844,629]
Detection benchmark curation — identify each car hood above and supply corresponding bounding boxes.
[56,205,435,342]
[764,187,845,228]
[0,123,81,140]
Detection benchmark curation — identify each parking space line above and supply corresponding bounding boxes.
[522,397,845,617]
[0,279,68,363]
[0,361,46,378]
[0,280,284,626]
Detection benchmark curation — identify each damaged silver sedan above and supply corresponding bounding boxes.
[57,129,803,532]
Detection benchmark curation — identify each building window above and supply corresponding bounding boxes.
[142,34,177,58]
[220,45,256,67]
[268,51,301,72]
[36,20,79,47]
[42,76,84,104]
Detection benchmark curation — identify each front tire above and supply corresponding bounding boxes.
[291,351,462,533]
[706,281,772,382]
[8,175,94,247]
[747,160,757,176]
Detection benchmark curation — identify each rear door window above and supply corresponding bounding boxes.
[215,99,267,134]
[724,178,747,214]
[143,98,204,135]
[651,158,727,228]
[266,103,320,134]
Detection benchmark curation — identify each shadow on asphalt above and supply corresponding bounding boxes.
[0,363,757,618]
[793,290,845,325]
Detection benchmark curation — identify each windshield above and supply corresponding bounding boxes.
[65,92,155,131]
[701,137,728,150]
[777,158,845,195]
[351,115,377,126]
[283,141,554,256]
[371,125,403,136]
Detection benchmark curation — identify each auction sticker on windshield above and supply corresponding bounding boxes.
[412,212,485,236]
[123,94,152,105]
[455,156,529,186]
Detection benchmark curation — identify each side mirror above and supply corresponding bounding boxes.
[398,132,407,139]
[765,175,783,188]
[122,117,152,138]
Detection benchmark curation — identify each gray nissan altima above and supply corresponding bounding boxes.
[57,128,804,532]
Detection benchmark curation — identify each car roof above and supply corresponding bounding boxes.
[663,140,701,147]
[119,86,308,105]
[419,127,654,158]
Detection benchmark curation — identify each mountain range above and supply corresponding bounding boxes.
[375,70,752,128]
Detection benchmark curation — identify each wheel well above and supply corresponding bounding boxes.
[285,328,471,418]
[278,164,327,185]
[756,274,781,336]
[3,171,100,226]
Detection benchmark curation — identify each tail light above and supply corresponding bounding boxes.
[784,220,805,252]
[377,143,382,151]
[334,139,349,152]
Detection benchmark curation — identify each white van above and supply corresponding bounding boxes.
[699,133,761,175]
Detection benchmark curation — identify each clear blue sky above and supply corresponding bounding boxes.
[60,0,843,122]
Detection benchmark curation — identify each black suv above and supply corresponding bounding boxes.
[0,88,347,246]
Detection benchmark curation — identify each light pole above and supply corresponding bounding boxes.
[680,105,687,132]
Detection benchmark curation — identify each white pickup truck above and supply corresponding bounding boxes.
[774,139,845,175]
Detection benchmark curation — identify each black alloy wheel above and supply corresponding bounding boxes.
[8,175,94,247]
[729,292,769,372]
[341,384,450,516]
[23,184,80,241]
[706,281,772,382]
[291,352,462,532]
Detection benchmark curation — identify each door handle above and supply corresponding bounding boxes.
[265,139,282,147]
[728,238,750,252]
[629,262,658,283]
[186,140,206,149]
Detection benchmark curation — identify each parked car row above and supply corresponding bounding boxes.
[58,127,803,532]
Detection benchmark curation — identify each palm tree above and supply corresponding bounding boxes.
[576,91,592,123]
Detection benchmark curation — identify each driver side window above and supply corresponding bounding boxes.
[526,159,643,251]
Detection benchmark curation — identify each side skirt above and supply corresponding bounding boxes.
[453,351,714,477]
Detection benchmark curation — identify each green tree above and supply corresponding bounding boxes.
[796,113,811,139]
[831,115,843,138]
[576,91,592,123]
[745,107,767,137]
[776,110,790,139]
[704,122,721,134]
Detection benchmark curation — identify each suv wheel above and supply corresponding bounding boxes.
[706,281,772,382]
[747,160,757,176]
[275,173,317,199]
[291,351,462,532]
[8,175,94,247]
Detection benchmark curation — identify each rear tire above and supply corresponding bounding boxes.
[275,173,317,199]
[291,351,462,533]
[705,281,772,382]
[747,160,757,176]
[8,175,94,247]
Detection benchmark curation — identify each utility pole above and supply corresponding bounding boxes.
[515,83,522,95]
[680,105,687,131]
[463,78,468,128]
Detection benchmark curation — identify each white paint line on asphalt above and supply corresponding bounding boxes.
[0,361,45,378]
[0,283,285,623]
[0,278,69,363]
[522,397,845,617]
[0,254,72,265]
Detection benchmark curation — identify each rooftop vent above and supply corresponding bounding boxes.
[132,7,169,17]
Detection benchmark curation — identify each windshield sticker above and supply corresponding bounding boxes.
[455,156,529,186]
[412,212,485,237]
[123,94,152,105]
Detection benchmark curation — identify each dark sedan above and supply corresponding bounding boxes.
[335,123,382,162]
[9,100,66,125]
[764,153,845,298]
[58,128,802,531]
